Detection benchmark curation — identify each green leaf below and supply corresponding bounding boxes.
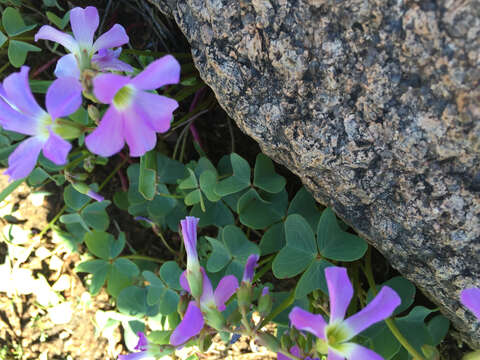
[368,323,402,360]
[287,187,321,231]
[272,214,317,278]
[156,153,185,184]
[190,199,234,227]
[253,153,286,193]
[427,315,449,346]
[0,30,7,47]
[165,202,188,231]
[2,7,37,36]
[317,208,367,261]
[184,188,202,206]
[27,167,49,186]
[295,259,333,298]
[84,231,115,260]
[139,151,157,200]
[206,236,231,273]
[367,277,416,316]
[8,40,41,68]
[117,286,158,318]
[46,11,69,29]
[147,185,177,218]
[178,168,198,190]
[30,80,53,94]
[110,232,126,258]
[59,213,90,232]
[396,306,436,354]
[259,222,285,255]
[148,330,172,345]
[75,259,109,295]
[107,258,140,298]
[43,0,63,10]
[52,227,82,253]
[237,188,287,229]
[113,191,129,210]
[0,178,23,202]
[81,201,110,230]
[143,271,178,314]
[215,153,250,196]
[222,225,260,263]
[159,261,183,290]
[199,170,221,202]
[64,184,90,211]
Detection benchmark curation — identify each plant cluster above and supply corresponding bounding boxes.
[0,3,478,360]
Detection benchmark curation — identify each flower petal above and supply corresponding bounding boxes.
[70,6,98,48]
[93,73,130,104]
[92,48,133,73]
[46,77,82,120]
[118,351,153,360]
[327,348,344,360]
[179,270,190,292]
[338,342,383,360]
[85,106,125,157]
[343,285,401,339]
[199,268,215,307]
[5,137,43,180]
[42,130,71,165]
[122,105,157,157]
[242,254,259,283]
[0,98,37,135]
[289,306,327,339]
[54,54,80,79]
[35,25,78,54]
[92,24,129,53]
[131,55,180,90]
[135,332,148,351]
[214,275,239,311]
[181,216,200,267]
[170,301,204,346]
[133,92,178,133]
[460,287,480,320]
[325,267,353,323]
[3,66,44,118]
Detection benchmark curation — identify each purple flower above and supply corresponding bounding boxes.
[289,267,400,360]
[460,287,480,321]
[181,216,200,271]
[85,55,180,157]
[171,268,238,346]
[35,7,132,74]
[0,67,81,180]
[118,332,155,360]
[242,253,260,283]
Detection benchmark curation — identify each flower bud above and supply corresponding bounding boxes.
[87,105,100,124]
[53,120,82,140]
[177,294,189,317]
[256,332,280,352]
[258,287,272,315]
[71,182,104,202]
[187,270,203,300]
[237,284,252,309]
[203,308,225,331]
[198,333,213,353]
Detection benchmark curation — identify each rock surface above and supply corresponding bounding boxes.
[148,0,480,347]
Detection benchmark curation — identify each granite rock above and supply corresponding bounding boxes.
[148,0,480,347]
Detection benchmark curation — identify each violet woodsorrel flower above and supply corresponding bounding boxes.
[289,267,401,360]
[460,287,480,321]
[181,216,203,299]
[242,253,260,284]
[35,6,132,74]
[118,332,155,360]
[85,55,180,157]
[0,67,81,180]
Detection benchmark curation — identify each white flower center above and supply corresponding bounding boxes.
[113,85,136,110]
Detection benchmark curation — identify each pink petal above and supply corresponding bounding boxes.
[325,267,353,323]
[214,275,239,311]
[122,105,157,157]
[35,25,78,54]
[198,268,215,307]
[42,130,71,165]
[54,54,80,79]
[460,288,480,320]
[92,48,133,73]
[5,137,43,180]
[134,92,178,133]
[327,349,344,360]
[117,351,151,360]
[85,106,125,157]
[70,6,98,48]
[0,97,37,135]
[170,301,204,346]
[93,73,130,104]
[92,24,129,53]
[179,270,190,292]
[131,55,180,90]
[3,67,44,118]
[343,286,401,340]
[340,342,383,360]
[46,77,82,120]
[289,306,327,340]
[135,332,148,351]
[242,254,260,283]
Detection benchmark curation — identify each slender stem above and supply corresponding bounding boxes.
[153,226,178,256]
[363,247,426,360]
[119,254,165,264]
[38,204,66,239]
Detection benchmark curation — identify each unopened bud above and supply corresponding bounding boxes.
[53,120,82,140]
[87,105,100,124]
[72,182,104,202]
[258,287,272,315]
[237,285,252,309]
[198,333,213,353]
[256,332,280,352]
[177,295,189,317]
[203,308,225,331]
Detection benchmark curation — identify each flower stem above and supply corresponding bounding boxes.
[363,247,426,360]
[119,254,164,263]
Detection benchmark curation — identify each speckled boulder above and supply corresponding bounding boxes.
[148,0,480,347]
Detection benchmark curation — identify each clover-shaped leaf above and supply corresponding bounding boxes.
[253,153,286,193]
[215,153,250,196]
